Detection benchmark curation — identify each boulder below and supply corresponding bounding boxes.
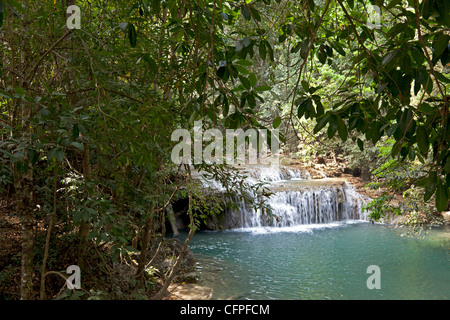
[149,238,196,276]
[111,262,137,296]
[441,211,450,225]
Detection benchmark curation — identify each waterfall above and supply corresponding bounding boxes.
[223,183,368,229]
[246,165,311,182]
[197,165,369,230]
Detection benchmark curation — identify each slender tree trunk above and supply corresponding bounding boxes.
[151,182,194,300]
[14,165,35,300]
[77,143,91,269]
[7,3,37,300]
[136,211,154,284]
[150,194,195,300]
[63,0,90,270]
[39,166,58,300]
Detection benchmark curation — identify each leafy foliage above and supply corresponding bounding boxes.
[0,0,449,299]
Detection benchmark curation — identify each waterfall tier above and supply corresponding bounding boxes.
[223,181,368,229]
[197,165,369,230]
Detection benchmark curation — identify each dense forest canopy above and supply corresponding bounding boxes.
[0,0,448,299]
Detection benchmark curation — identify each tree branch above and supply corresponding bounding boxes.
[26,30,73,87]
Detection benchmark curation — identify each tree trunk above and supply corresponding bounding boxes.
[77,143,91,269]
[14,165,35,300]
[9,3,36,299]
[39,167,58,300]
[150,211,195,300]
[136,212,154,284]
[151,187,195,300]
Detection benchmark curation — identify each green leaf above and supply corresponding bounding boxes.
[434,71,450,83]
[414,71,423,95]
[436,0,450,27]
[301,80,309,92]
[266,41,274,61]
[436,182,448,212]
[239,76,251,90]
[371,121,383,144]
[329,41,346,56]
[387,0,402,9]
[217,66,227,80]
[410,47,424,66]
[278,34,287,44]
[327,117,338,139]
[234,64,249,75]
[247,93,256,108]
[433,33,450,58]
[72,124,80,140]
[128,23,137,48]
[235,59,253,67]
[391,141,403,157]
[143,54,158,71]
[0,2,3,28]
[357,138,364,151]
[273,116,282,129]
[425,73,433,94]
[443,158,450,173]
[241,4,251,20]
[248,73,257,87]
[315,99,324,116]
[259,41,267,60]
[55,148,64,162]
[27,149,39,165]
[424,171,438,202]
[388,23,407,37]
[249,5,261,22]
[382,50,397,66]
[71,142,84,151]
[14,86,25,96]
[314,114,330,133]
[300,39,310,59]
[150,0,161,13]
[6,0,24,13]
[336,116,348,142]
[318,49,327,64]
[415,125,429,155]
[48,147,64,163]
[242,37,251,47]
[255,85,271,92]
[347,0,354,9]
[291,42,302,54]
[304,99,314,117]
[422,0,433,19]
[418,103,434,114]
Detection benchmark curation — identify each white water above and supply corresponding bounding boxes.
[223,182,369,230]
[245,165,311,182]
[199,165,369,231]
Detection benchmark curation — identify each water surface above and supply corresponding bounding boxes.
[188,222,450,300]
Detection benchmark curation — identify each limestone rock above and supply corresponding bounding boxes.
[441,211,450,225]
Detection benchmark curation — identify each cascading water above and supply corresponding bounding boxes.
[245,165,311,182]
[199,165,369,230]
[224,182,368,229]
